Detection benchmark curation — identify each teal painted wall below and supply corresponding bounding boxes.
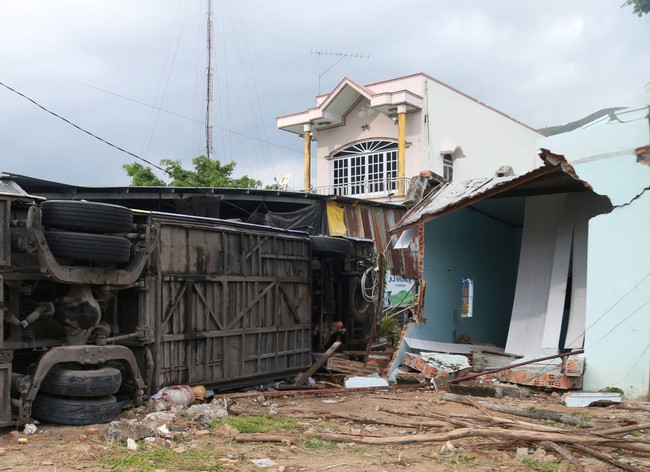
[408,205,522,347]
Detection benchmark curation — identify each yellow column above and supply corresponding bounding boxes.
[397,105,407,195]
[303,123,312,192]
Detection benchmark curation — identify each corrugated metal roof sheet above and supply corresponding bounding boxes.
[391,151,590,234]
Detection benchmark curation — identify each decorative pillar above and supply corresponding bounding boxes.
[303,123,312,192]
[397,105,407,195]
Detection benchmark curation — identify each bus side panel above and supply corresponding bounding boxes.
[150,221,312,390]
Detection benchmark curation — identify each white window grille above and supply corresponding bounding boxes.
[332,141,398,197]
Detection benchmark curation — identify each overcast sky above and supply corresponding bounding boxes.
[0,0,648,188]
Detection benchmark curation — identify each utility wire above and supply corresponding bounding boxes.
[0,80,162,172]
[0,55,301,155]
[565,271,650,347]
[0,54,201,124]
[0,78,268,219]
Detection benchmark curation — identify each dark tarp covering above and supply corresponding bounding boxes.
[248,202,327,235]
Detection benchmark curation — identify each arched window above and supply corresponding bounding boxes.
[332,141,398,196]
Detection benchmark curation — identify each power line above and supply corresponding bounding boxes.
[565,271,650,347]
[0,55,302,155]
[0,78,259,217]
[0,79,162,172]
[0,53,201,125]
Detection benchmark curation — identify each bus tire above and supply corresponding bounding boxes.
[41,200,133,233]
[40,364,122,397]
[32,394,121,425]
[45,231,132,264]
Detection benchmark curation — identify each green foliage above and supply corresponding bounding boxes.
[436,453,477,467]
[300,436,337,450]
[103,444,222,471]
[122,162,167,186]
[123,155,262,189]
[214,413,298,434]
[521,458,564,471]
[623,0,650,16]
[380,315,401,347]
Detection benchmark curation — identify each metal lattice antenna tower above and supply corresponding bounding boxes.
[311,50,369,95]
[205,0,214,159]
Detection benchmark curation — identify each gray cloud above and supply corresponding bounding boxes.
[0,0,647,188]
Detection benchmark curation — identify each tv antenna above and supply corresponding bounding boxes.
[311,50,369,95]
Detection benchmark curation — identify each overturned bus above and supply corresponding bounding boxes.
[0,177,374,426]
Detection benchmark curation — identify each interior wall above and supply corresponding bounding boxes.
[408,205,522,347]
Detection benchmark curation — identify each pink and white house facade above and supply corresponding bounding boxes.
[277,73,542,202]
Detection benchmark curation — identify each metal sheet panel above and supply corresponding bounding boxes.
[152,221,312,390]
[343,205,417,278]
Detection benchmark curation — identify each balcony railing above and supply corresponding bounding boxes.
[305,177,411,199]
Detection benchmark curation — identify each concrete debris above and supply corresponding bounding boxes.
[344,376,389,389]
[250,458,278,468]
[439,440,458,454]
[403,352,470,380]
[145,411,176,425]
[186,403,228,426]
[563,391,622,407]
[108,419,155,442]
[126,438,138,451]
[394,369,426,384]
[516,447,529,457]
[156,424,172,439]
[495,355,585,389]
[22,423,37,435]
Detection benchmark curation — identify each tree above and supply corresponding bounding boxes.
[623,0,650,16]
[123,156,262,189]
[122,162,167,186]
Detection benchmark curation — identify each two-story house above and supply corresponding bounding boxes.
[277,73,542,201]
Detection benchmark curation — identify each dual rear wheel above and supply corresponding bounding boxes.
[32,364,123,425]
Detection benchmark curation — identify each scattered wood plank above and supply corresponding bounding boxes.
[441,392,592,427]
[540,441,584,471]
[618,402,650,412]
[587,422,650,437]
[282,408,447,430]
[294,341,342,386]
[376,406,472,429]
[449,412,571,433]
[326,357,381,376]
[569,444,640,472]
[237,427,650,452]
[212,382,426,402]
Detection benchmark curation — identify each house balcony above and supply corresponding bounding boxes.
[306,177,411,200]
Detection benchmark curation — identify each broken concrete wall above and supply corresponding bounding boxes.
[388,204,521,379]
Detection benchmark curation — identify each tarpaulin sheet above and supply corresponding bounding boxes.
[326,201,347,236]
[250,202,327,235]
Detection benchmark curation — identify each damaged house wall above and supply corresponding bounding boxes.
[541,106,650,399]
[411,205,522,346]
[388,106,649,398]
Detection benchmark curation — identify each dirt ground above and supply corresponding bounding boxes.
[1,386,649,472]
